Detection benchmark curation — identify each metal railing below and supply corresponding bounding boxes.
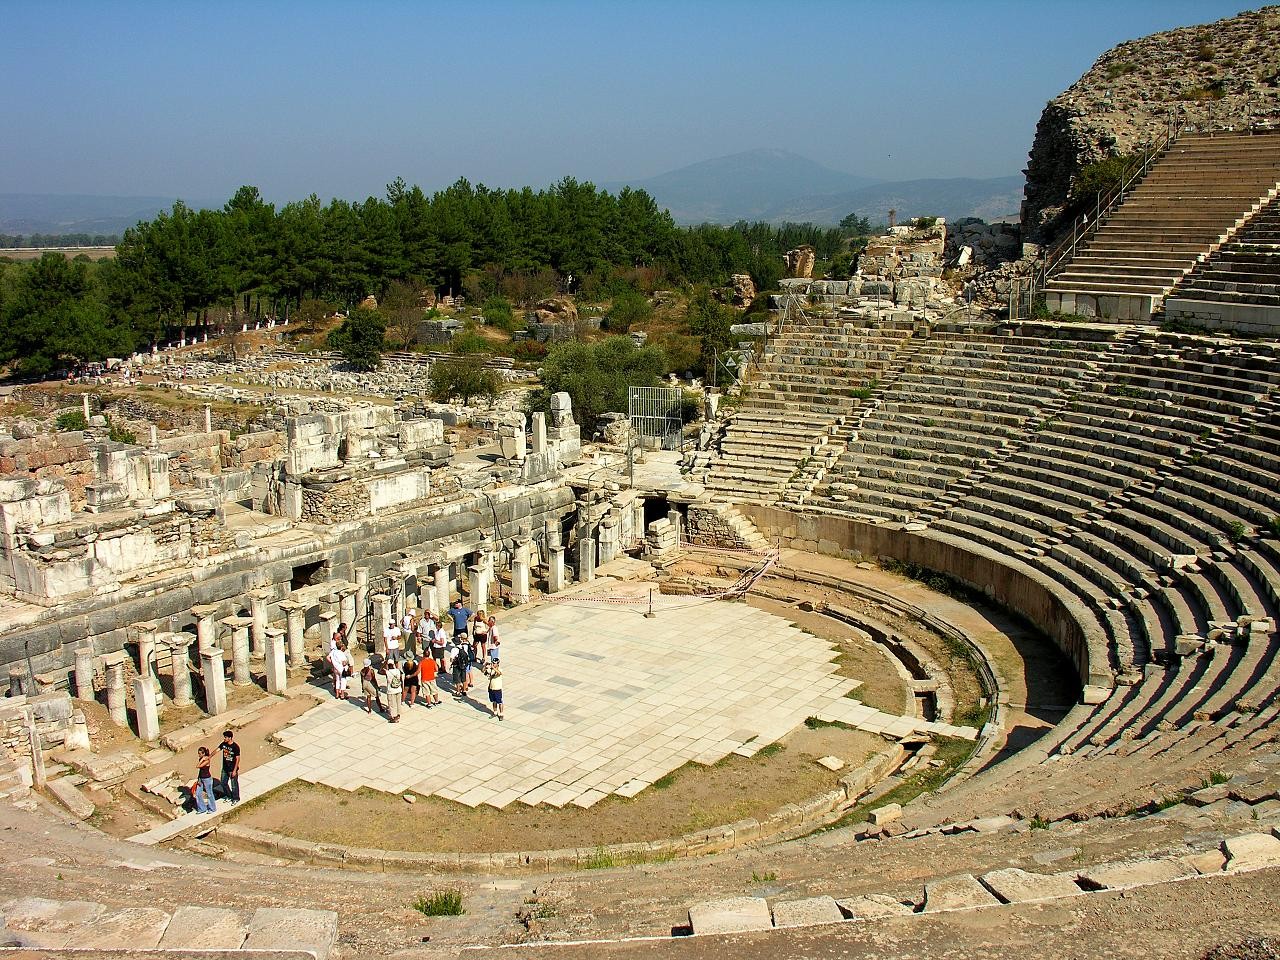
[1010,113,1185,320]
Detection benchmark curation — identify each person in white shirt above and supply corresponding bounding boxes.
[328,641,351,700]
[383,620,402,663]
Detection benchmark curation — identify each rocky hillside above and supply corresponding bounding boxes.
[1023,5,1280,241]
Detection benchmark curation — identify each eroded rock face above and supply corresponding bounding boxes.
[785,245,816,279]
[533,296,578,326]
[730,273,756,307]
[1023,5,1280,241]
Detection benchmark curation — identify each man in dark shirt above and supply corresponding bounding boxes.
[219,730,241,803]
[448,599,473,640]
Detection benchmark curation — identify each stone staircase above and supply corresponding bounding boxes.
[0,897,338,957]
[1166,187,1280,334]
[1045,130,1280,321]
[704,317,917,504]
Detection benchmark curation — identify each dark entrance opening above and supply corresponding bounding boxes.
[291,560,326,591]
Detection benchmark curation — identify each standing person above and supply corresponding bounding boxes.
[218,730,241,804]
[328,640,351,700]
[384,658,403,723]
[451,640,471,698]
[486,615,501,665]
[360,660,381,714]
[331,621,347,654]
[402,653,420,707]
[430,616,447,673]
[415,614,431,661]
[471,608,489,663]
[419,649,442,706]
[448,599,472,642]
[383,619,402,663]
[193,746,216,814]
[401,609,417,656]
[487,666,504,721]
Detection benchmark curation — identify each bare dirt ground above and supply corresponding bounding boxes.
[225,723,885,853]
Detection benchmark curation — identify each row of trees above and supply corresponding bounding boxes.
[0,174,873,376]
[0,233,120,248]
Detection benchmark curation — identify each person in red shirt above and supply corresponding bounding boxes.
[418,651,442,707]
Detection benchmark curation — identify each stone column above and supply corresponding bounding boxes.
[547,527,566,594]
[74,646,95,701]
[135,623,158,680]
[339,588,357,635]
[598,510,620,565]
[249,591,270,660]
[319,612,338,650]
[204,405,213,433]
[433,565,450,612]
[354,566,370,622]
[193,604,219,652]
[104,654,128,727]
[7,665,25,697]
[281,601,306,668]
[27,721,46,788]
[468,563,489,611]
[200,647,228,715]
[530,412,547,454]
[577,532,595,584]
[168,635,195,707]
[668,506,682,547]
[511,539,532,605]
[225,616,253,686]
[133,676,160,742]
[398,563,418,614]
[631,496,646,549]
[264,627,287,695]
[371,594,391,655]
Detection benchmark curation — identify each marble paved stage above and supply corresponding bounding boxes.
[132,585,974,843]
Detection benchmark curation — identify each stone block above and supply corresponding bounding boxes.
[1076,858,1194,890]
[1182,850,1227,875]
[46,777,95,820]
[64,907,170,949]
[1222,833,1280,872]
[922,874,1000,912]
[1,898,105,938]
[242,907,339,959]
[158,905,248,950]
[979,868,1082,904]
[834,894,913,919]
[688,896,773,935]
[869,802,902,825]
[771,895,844,928]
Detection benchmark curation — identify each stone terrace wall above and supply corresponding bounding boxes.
[0,433,95,503]
[737,504,1111,694]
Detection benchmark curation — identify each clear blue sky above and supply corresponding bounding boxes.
[0,0,1252,203]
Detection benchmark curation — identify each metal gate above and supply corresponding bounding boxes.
[627,385,684,451]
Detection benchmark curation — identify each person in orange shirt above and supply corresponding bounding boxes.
[418,650,442,707]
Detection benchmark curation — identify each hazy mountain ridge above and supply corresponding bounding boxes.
[605,149,1021,225]
[4,148,1022,237]
[760,176,1025,226]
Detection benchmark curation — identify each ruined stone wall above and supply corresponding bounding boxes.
[0,433,96,504]
[686,504,754,551]
[301,478,367,524]
[0,485,577,686]
[1023,5,1280,240]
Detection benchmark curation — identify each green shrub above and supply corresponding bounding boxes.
[105,415,136,445]
[1070,154,1140,204]
[913,216,938,229]
[511,339,548,362]
[1269,516,1280,537]
[56,410,88,431]
[581,847,615,870]
[481,297,517,333]
[1104,61,1138,80]
[1226,520,1248,543]
[751,870,778,883]
[412,889,465,916]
